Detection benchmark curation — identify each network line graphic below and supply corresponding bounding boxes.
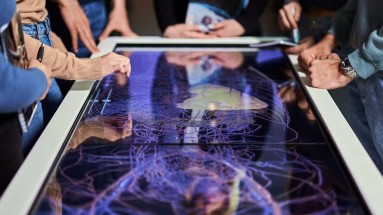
[34,51,365,215]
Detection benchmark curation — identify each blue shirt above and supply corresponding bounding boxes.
[0,52,47,113]
[329,0,383,79]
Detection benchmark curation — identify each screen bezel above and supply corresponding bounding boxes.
[0,37,382,214]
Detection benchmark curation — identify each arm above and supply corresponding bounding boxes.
[51,0,99,54]
[24,33,131,80]
[24,33,103,80]
[153,0,179,32]
[209,0,268,37]
[278,0,302,31]
[99,0,137,41]
[349,25,383,79]
[328,0,357,48]
[234,0,268,36]
[329,0,383,79]
[154,0,209,38]
[0,55,47,113]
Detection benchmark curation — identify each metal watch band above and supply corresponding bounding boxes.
[341,57,358,79]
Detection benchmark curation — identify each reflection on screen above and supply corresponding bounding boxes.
[32,49,367,214]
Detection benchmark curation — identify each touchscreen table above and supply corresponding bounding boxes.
[31,47,367,214]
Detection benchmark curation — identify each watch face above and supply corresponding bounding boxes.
[341,58,358,79]
[341,57,349,69]
[341,60,346,69]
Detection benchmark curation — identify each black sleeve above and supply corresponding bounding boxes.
[235,0,269,36]
[153,0,189,33]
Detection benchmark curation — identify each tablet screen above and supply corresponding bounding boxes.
[31,47,368,214]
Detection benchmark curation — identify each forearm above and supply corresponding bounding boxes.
[110,0,134,31]
[111,0,125,9]
[24,33,103,80]
[235,0,268,35]
[50,0,78,7]
[348,26,383,79]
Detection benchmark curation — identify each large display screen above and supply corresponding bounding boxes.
[32,47,367,214]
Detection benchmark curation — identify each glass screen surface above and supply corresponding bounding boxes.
[32,48,367,214]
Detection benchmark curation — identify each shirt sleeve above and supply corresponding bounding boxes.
[348,26,383,79]
[235,0,268,36]
[24,33,103,80]
[153,0,178,33]
[328,0,357,47]
[0,54,47,113]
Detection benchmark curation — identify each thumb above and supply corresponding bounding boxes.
[99,25,113,41]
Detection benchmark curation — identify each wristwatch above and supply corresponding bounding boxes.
[341,57,358,79]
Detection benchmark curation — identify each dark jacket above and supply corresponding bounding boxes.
[153,0,268,36]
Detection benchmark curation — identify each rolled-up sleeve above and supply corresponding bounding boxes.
[348,26,383,79]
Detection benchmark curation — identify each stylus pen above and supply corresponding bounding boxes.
[291,7,300,44]
[37,43,45,62]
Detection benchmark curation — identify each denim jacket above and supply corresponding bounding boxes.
[329,0,383,79]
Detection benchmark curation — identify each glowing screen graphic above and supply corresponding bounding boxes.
[32,48,367,214]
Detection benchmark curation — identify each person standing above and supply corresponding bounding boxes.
[47,0,137,58]
[278,0,348,54]
[298,0,383,173]
[46,0,137,96]
[16,0,132,153]
[153,0,268,38]
[0,0,52,193]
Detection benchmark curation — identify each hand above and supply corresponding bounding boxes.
[278,69,315,120]
[208,19,245,37]
[308,53,353,89]
[210,52,244,69]
[69,114,132,149]
[165,52,206,66]
[28,60,52,100]
[298,34,337,70]
[163,24,214,38]
[278,83,315,120]
[284,36,315,55]
[278,84,297,103]
[101,52,131,77]
[278,1,302,31]
[101,115,133,142]
[278,69,297,103]
[57,0,99,53]
[99,0,138,41]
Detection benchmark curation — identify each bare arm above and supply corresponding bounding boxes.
[99,0,138,40]
[52,0,99,53]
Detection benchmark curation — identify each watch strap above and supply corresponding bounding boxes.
[341,57,358,79]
